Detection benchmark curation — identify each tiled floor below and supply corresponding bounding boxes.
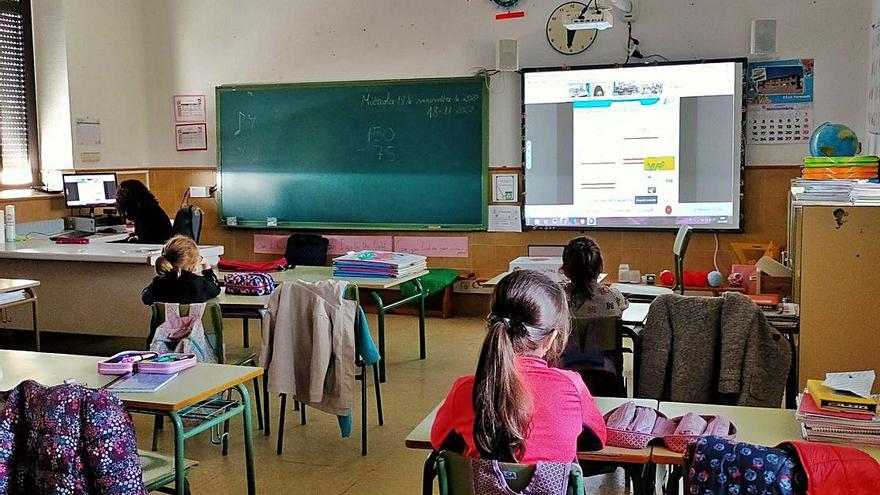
[3,314,634,494]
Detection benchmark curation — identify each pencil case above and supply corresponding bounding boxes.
[662,414,736,453]
[603,403,737,452]
[98,351,158,375]
[604,403,670,449]
[137,353,197,374]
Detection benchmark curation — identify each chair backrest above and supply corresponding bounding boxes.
[149,302,225,363]
[172,205,203,243]
[436,451,583,495]
[560,316,627,397]
[285,234,329,267]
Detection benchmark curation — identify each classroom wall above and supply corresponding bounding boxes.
[21,1,861,280]
[34,0,871,170]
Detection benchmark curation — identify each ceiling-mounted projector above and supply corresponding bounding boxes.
[564,0,639,31]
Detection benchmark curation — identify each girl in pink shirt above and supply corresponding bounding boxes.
[431,270,607,463]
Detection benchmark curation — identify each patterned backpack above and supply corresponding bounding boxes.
[224,272,276,296]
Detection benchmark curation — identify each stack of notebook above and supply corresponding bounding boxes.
[851,183,880,204]
[791,179,857,203]
[332,251,427,279]
[797,379,880,447]
[802,156,879,180]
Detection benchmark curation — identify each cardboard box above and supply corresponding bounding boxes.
[509,256,567,282]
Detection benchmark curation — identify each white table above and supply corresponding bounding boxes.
[0,237,223,337]
[621,302,650,325]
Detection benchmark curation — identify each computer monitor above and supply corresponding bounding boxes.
[62,173,118,208]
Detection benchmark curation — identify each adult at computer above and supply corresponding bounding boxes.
[116,180,174,244]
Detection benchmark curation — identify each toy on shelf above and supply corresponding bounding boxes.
[707,271,725,288]
[692,271,709,287]
[659,269,675,287]
[728,272,745,287]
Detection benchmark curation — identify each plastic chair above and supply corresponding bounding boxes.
[172,205,203,243]
[434,451,584,495]
[284,233,329,267]
[274,284,384,456]
[560,316,640,398]
[672,225,693,295]
[140,449,196,494]
[149,302,263,453]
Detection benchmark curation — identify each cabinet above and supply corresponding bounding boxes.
[791,205,880,393]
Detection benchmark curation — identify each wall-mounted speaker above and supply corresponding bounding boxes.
[497,39,519,72]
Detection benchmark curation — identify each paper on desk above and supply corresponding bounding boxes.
[824,370,876,398]
[488,205,522,232]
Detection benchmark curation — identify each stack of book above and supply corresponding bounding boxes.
[332,251,427,279]
[802,156,879,181]
[791,179,857,203]
[851,183,880,205]
[797,379,880,447]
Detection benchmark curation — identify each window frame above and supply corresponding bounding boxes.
[0,0,40,189]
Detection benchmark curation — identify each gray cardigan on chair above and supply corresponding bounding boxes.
[638,292,791,407]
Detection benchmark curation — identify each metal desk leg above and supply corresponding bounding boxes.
[242,318,250,348]
[414,279,426,360]
[371,292,388,383]
[29,289,39,352]
[168,411,187,495]
[784,331,799,409]
[235,383,257,495]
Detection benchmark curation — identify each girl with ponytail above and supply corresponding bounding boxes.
[431,270,607,463]
[562,236,628,318]
[142,235,221,305]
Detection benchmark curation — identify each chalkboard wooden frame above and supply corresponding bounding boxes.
[215,76,489,231]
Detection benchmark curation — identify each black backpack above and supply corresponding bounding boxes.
[284,234,329,268]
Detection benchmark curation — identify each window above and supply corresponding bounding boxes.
[0,0,37,187]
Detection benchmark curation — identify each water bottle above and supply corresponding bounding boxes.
[4,205,15,243]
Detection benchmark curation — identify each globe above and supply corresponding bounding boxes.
[809,122,860,157]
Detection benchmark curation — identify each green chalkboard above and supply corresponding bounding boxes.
[216,77,488,230]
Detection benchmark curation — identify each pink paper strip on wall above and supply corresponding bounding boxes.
[325,235,393,255]
[253,234,288,254]
[393,236,469,258]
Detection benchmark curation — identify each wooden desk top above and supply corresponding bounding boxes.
[405,397,659,464]
[0,350,262,412]
[652,402,880,465]
[0,278,39,293]
[215,266,429,308]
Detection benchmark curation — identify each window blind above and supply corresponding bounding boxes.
[0,3,35,186]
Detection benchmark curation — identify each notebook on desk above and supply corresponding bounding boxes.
[106,373,178,393]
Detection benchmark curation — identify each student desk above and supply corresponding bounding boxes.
[0,349,260,495]
[214,266,428,385]
[405,397,659,495]
[0,237,223,338]
[652,401,880,494]
[0,278,39,349]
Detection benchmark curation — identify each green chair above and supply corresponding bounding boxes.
[561,316,639,398]
[149,302,263,453]
[140,449,196,494]
[434,451,584,495]
[275,284,384,456]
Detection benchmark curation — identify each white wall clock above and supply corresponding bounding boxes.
[546,2,598,55]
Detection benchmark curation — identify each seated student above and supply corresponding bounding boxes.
[562,236,628,319]
[116,179,174,244]
[142,235,221,305]
[431,270,607,463]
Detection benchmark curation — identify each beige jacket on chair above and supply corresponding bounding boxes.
[260,280,357,416]
[638,292,791,407]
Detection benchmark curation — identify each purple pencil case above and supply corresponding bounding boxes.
[137,354,197,374]
[98,351,159,375]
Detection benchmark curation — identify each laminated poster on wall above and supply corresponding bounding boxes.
[173,94,207,122]
[487,205,522,232]
[75,118,101,146]
[176,123,208,151]
[746,59,814,145]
